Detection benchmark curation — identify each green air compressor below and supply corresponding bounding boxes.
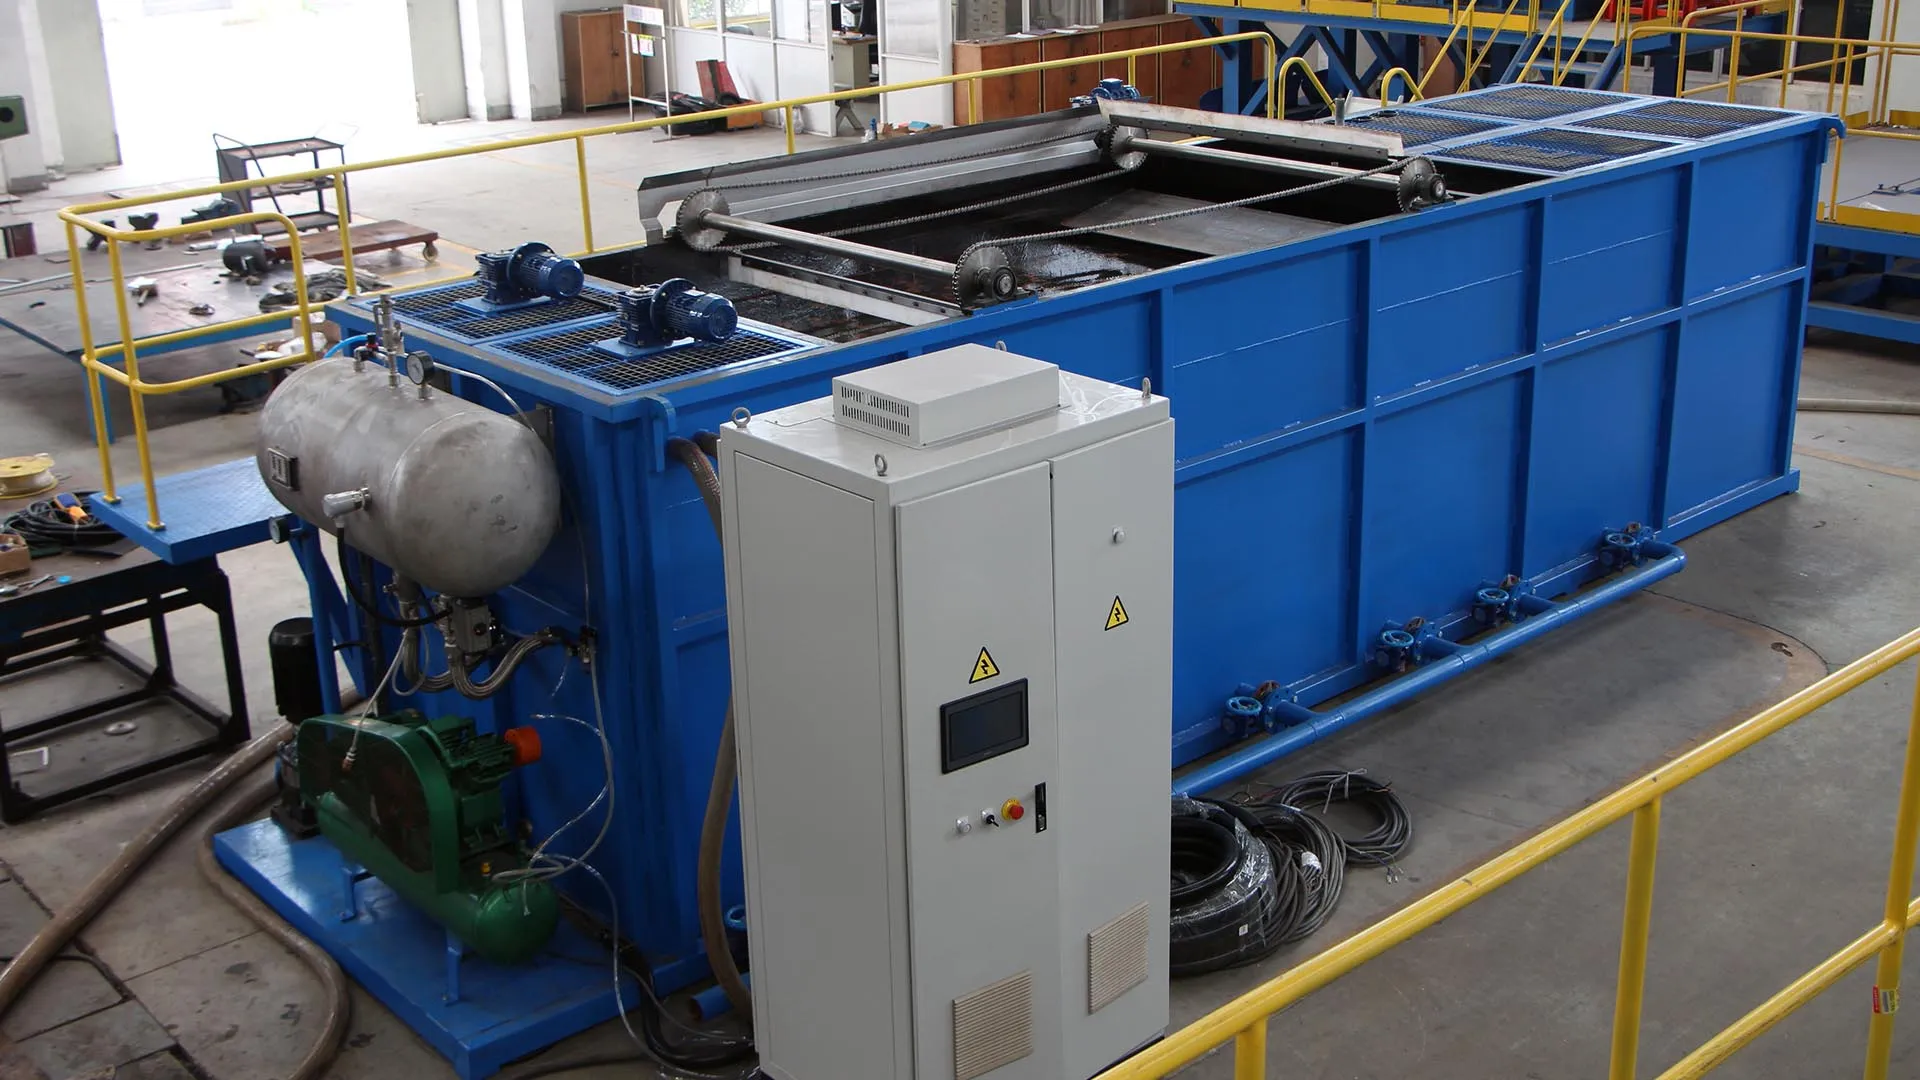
[297,711,559,964]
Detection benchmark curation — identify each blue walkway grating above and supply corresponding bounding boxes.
[88,457,281,564]
[1434,85,1624,121]
[1438,127,1674,173]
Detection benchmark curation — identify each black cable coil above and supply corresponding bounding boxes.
[1170,771,1412,976]
[1265,771,1413,868]
[1,492,123,549]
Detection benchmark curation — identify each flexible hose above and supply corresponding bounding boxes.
[324,333,370,359]
[1797,397,1920,416]
[195,773,352,1079]
[668,436,753,1025]
[0,728,289,1017]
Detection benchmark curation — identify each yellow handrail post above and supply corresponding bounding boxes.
[1780,0,1799,106]
[331,174,358,297]
[103,236,161,529]
[1826,129,1846,220]
[1128,54,1138,85]
[1233,1021,1268,1080]
[1728,7,1745,101]
[574,136,596,253]
[1608,798,1663,1080]
[1420,0,1475,94]
[969,78,983,125]
[784,106,797,153]
[1859,662,1920,1080]
[65,218,116,503]
[284,226,317,362]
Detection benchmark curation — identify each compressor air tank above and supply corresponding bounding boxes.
[256,356,561,598]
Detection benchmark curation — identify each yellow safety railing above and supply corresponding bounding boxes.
[1096,626,1920,1080]
[1463,0,1530,90]
[1619,14,1920,236]
[1515,0,1580,85]
[1374,65,1423,101]
[58,30,1284,531]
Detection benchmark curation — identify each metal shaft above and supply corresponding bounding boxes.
[1121,137,1403,192]
[700,211,958,278]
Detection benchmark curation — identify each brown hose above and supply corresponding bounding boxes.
[196,773,352,1080]
[0,728,290,1017]
[1798,397,1920,415]
[669,437,754,1025]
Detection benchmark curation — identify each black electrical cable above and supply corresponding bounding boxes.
[1266,771,1413,868]
[1227,795,1345,944]
[1169,798,1286,976]
[1,492,122,548]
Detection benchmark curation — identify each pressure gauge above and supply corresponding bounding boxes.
[405,351,434,387]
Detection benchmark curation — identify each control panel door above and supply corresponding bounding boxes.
[897,462,1062,1080]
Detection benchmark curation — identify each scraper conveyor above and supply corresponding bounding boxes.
[637,102,1462,324]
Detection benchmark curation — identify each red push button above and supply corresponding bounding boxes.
[1002,798,1025,822]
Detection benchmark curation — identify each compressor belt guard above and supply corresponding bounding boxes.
[297,712,558,965]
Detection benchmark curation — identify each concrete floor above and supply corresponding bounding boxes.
[2,119,1920,1080]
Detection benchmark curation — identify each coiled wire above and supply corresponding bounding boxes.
[2,493,121,548]
[1265,770,1413,869]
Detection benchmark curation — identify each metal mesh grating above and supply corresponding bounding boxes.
[380,280,620,340]
[1573,98,1783,140]
[1433,85,1621,120]
[1439,127,1672,172]
[1344,109,1508,144]
[496,328,803,391]
[587,333,800,390]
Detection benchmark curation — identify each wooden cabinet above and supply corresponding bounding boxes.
[1040,30,1105,111]
[953,38,1042,123]
[563,8,646,112]
[1156,17,1217,109]
[1100,24,1161,100]
[953,17,1223,124]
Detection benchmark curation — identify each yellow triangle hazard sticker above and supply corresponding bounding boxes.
[1105,596,1130,631]
[970,647,1000,684]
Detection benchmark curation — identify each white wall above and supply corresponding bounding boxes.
[18,0,61,170]
[409,0,471,121]
[460,0,514,119]
[0,0,49,191]
[35,0,119,170]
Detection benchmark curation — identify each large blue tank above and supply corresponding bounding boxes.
[305,85,1833,1068]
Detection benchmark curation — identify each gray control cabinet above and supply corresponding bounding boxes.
[720,346,1172,1080]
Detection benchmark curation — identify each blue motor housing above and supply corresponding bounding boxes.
[1072,78,1144,108]
[462,241,586,312]
[593,279,737,359]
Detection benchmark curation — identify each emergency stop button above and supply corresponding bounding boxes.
[1002,798,1025,822]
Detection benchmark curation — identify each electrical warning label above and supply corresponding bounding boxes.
[1105,596,1130,631]
[970,648,1000,683]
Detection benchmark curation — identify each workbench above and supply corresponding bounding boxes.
[0,501,249,822]
[0,243,331,440]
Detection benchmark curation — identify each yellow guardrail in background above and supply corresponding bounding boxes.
[58,30,1284,531]
[1095,627,1920,1080]
[1619,17,1920,236]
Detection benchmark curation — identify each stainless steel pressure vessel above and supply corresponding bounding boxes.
[256,357,560,598]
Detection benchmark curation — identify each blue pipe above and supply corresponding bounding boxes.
[324,333,371,359]
[1173,543,1686,796]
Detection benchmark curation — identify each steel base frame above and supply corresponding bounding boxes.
[0,556,250,822]
[214,818,635,1080]
[1810,221,1920,344]
[1175,2,1784,109]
